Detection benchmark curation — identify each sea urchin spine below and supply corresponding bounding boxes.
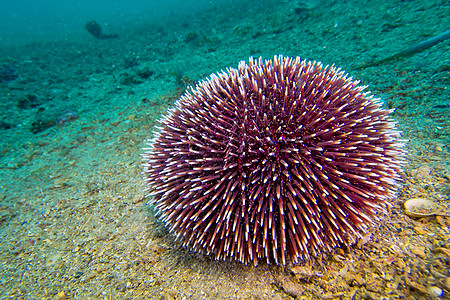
[142,56,406,266]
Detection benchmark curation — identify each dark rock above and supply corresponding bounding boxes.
[85,20,119,39]
[119,71,142,85]
[185,32,199,43]
[137,67,154,79]
[124,56,139,69]
[17,94,40,109]
[85,21,102,39]
[0,63,18,83]
[0,120,12,130]
[31,119,55,134]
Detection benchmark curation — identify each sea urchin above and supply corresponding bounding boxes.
[142,56,405,266]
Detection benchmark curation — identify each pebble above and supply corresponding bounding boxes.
[433,144,443,152]
[55,291,66,300]
[291,265,315,277]
[414,226,426,235]
[410,246,426,258]
[279,279,304,298]
[415,165,432,179]
[427,286,442,297]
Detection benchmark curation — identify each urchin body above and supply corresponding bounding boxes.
[142,56,405,265]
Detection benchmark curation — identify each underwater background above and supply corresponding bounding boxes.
[0,0,449,299]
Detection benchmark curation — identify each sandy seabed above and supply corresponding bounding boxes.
[0,0,449,299]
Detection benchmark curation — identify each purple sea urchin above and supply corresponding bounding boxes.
[142,56,405,266]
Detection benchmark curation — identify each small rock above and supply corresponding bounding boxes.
[132,194,145,204]
[344,272,365,286]
[73,271,83,278]
[427,286,442,297]
[414,226,426,235]
[31,119,55,134]
[0,120,12,130]
[55,291,66,300]
[291,265,318,279]
[278,279,304,298]
[411,246,426,258]
[395,258,406,269]
[17,94,40,109]
[415,165,432,179]
[137,67,154,79]
[405,276,428,294]
[167,288,177,299]
[0,63,18,83]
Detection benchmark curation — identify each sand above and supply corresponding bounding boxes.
[0,0,449,299]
